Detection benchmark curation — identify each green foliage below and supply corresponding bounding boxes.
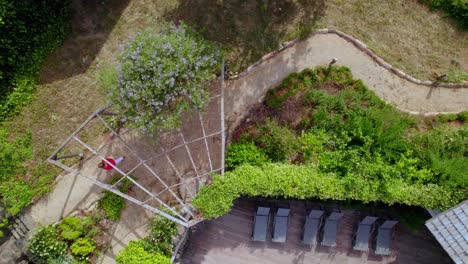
[70,237,96,260]
[193,163,464,219]
[226,142,268,170]
[298,128,330,162]
[255,119,299,162]
[208,67,467,219]
[107,23,221,132]
[143,211,177,256]
[0,0,71,120]
[412,126,468,188]
[458,111,468,122]
[28,226,67,263]
[265,69,318,109]
[420,0,468,29]
[58,217,84,241]
[98,177,133,221]
[437,113,458,123]
[48,254,77,264]
[446,67,468,82]
[116,241,171,264]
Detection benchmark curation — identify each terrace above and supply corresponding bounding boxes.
[182,199,451,264]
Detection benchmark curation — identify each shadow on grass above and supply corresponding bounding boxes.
[165,0,326,71]
[39,0,130,84]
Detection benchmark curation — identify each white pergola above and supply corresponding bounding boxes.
[48,65,226,228]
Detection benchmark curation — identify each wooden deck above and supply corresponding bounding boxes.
[181,199,452,264]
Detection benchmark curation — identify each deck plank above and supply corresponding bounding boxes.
[182,199,452,264]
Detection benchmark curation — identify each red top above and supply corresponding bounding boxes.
[102,158,116,171]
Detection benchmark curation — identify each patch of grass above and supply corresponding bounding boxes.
[324,0,468,81]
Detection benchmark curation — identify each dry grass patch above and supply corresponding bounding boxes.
[324,0,468,81]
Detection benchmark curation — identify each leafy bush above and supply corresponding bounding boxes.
[143,211,177,256]
[107,23,221,132]
[0,0,71,120]
[99,192,125,221]
[99,177,133,221]
[298,128,330,162]
[412,126,468,188]
[193,163,464,219]
[70,237,96,260]
[226,142,268,170]
[28,226,68,263]
[256,119,299,162]
[457,111,468,122]
[116,241,170,264]
[58,217,84,241]
[420,0,468,28]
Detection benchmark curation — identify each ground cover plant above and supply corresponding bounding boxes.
[28,215,102,263]
[115,211,176,264]
[194,66,467,219]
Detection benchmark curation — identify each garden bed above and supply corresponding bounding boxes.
[194,66,467,219]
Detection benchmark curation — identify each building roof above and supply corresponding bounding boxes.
[426,200,468,264]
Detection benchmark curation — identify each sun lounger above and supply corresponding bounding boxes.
[252,206,271,241]
[375,220,398,255]
[302,209,324,245]
[272,208,291,243]
[321,211,343,247]
[353,216,378,251]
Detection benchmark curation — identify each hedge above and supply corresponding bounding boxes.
[0,0,71,120]
[420,0,468,28]
[193,163,464,219]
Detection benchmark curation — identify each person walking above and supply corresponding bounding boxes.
[98,156,125,171]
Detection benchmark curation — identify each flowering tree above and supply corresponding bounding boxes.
[108,24,221,132]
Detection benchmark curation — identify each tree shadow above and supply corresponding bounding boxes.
[165,0,326,72]
[39,0,130,84]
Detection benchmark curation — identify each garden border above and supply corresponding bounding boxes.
[232,28,468,89]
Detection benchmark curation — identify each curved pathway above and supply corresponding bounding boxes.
[225,29,468,128]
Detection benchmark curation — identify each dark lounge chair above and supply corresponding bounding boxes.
[321,210,343,247]
[353,216,379,251]
[302,209,324,245]
[375,220,398,255]
[272,207,291,243]
[252,206,271,241]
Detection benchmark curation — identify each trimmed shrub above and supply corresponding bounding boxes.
[116,241,170,264]
[193,163,464,219]
[107,23,221,132]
